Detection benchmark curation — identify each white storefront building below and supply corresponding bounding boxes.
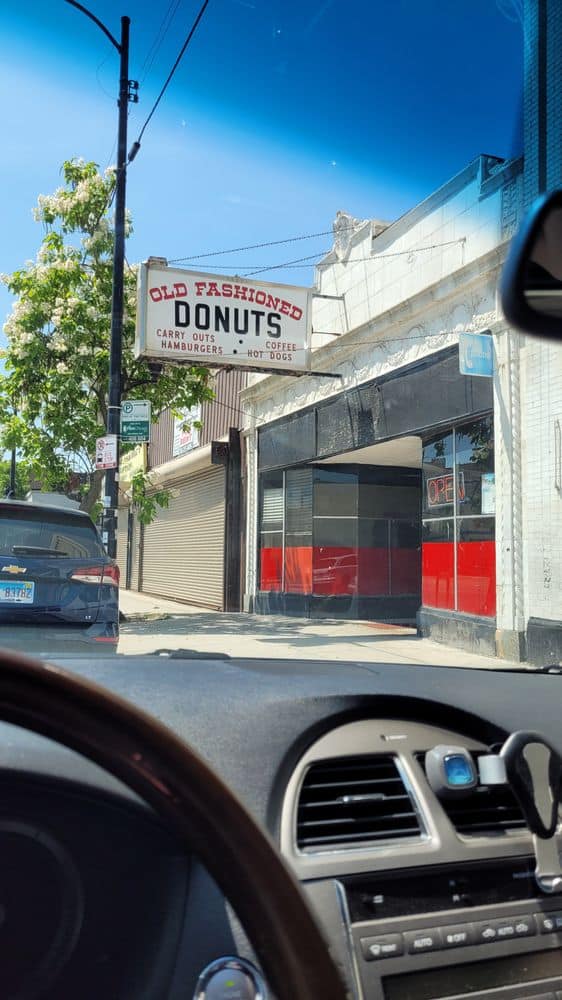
[240,153,530,659]
[514,0,562,665]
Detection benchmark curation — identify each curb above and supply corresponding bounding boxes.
[119,611,171,623]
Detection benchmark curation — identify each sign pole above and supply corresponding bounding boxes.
[63,3,137,556]
[104,14,130,559]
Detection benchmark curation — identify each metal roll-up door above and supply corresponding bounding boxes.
[141,466,225,609]
[129,514,141,590]
[116,508,129,579]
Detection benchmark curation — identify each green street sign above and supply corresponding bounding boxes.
[121,400,151,442]
[121,419,150,442]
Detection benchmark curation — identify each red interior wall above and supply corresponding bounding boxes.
[457,540,496,617]
[260,547,283,591]
[261,545,420,597]
[422,541,496,617]
[284,546,313,594]
[422,542,455,610]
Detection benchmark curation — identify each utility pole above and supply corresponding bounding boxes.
[104,15,131,559]
[8,447,16,498]
[5,400,17,498]
[65,2,138,558]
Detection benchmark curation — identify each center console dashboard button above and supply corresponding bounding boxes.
[537,911,562,933]
[360,934,403,961]
[440,923,474,948]
[473,914,536,943]
[404,928,443,954]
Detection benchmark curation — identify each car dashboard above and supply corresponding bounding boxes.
[2,653,562,1000]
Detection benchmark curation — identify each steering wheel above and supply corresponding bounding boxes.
[0,649,347,1000]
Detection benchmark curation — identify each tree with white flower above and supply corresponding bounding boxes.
[0,159,212,516]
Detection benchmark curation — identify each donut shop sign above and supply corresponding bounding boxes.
[135,261,312,373]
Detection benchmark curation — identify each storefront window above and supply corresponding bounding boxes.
[457,517,496,617]
[422,432,454,518]
[314,468,357,516]
[455,416,495,616]
[313,468,358,596]
[259,465,421,604]
[421,518,455,610]
[390,519,421,596]
[284,468,313,594]
[422,417,495,618]
[455,416,494,517]
[259,470,283,591]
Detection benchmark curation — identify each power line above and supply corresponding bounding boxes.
[161,239,465,275]
[169,254,325,271]
[167,225,359,263]
[178,251,329,273]
[312,333,463,349]
[138,0,178,79]
[139,0,184,85]
[104,136,118,172]
[128,0,211,162]
[244,239,463,274]
[95,52,114,101]
[244,252,329,275]
[105,87,136,172]
[202,394,252,420]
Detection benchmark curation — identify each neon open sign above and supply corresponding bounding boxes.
[426,471,465,507]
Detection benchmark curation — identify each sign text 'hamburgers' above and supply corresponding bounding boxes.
[135,263,312,373]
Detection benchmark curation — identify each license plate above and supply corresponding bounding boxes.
[0,581,35,604]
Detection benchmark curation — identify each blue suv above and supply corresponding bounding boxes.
[0,499,119,655]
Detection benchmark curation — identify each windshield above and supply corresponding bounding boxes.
[0,1,560,669]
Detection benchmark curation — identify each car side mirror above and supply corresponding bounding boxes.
[500,189,562,341]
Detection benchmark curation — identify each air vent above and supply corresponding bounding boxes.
[414,751,526,836]
[296,754,422,851]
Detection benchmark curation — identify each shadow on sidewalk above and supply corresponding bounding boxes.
[120,611,419,646]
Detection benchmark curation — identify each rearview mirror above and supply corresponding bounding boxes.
[500,189,562,341]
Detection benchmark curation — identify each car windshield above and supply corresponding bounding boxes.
[0,0,560,670]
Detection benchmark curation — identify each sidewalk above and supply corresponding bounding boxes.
[118,589,527,671]
[120,589,202,619]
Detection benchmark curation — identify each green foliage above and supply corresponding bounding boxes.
[0,458,31,499]
[130,471,170,526]
[90,499,103,525]
[0,158,213,519]
[465,419,493,464]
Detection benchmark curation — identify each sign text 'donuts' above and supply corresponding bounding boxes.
[135,264,312,373]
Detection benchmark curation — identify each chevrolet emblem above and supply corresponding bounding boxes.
[1,565,27,575]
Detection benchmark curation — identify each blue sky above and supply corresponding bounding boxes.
[0,0,523,338]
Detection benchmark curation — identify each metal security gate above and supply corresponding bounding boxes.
[129,514,141,591]
[140,466,226,609]
[116,508,129,580]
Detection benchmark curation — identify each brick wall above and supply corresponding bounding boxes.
[520,336,562,626]
[520,0,562,641]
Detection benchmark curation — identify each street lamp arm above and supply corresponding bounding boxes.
[64,0,121,53]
